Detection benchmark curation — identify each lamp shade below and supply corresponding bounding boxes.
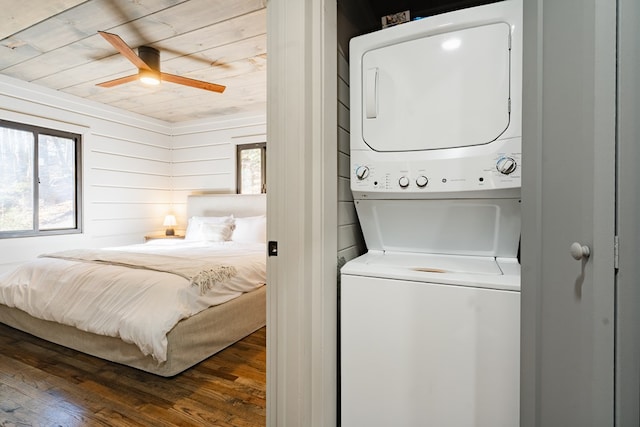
[163,215,177,226]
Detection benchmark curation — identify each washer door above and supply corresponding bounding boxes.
[361,22,511,152]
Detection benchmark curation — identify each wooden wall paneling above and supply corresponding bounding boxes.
[171,114,266,137]
[172,143,231,162]
[336,47,364,266]
[231,134,268,146]
[87,187,169,208]
[337,126,349,156]
[172,160,231,178]
[90,132,170,154]
[337,102,350,134]
[90,168,171,190]
[338,201,359,226]
[89,202,167,222]
[171,174,233,193]
[337,151,350,179]
[173,130,264,147]
[337,177,353,203]
[337,79,350,110]
[338,224,364,257]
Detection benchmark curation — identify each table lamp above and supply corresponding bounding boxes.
[163,214,177,236]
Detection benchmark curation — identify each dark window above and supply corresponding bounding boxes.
[236,142,266,194]
[0,120,82,238]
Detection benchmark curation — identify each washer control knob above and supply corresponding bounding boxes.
[355,165,370,180]
[496,156,517,175]
[416,175,428,188]
[398,176,410,188]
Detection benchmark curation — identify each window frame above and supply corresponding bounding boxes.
[0,119,83,239]
[236,142,266,194]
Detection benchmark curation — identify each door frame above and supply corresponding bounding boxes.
[266,0,338,426]
[615,0,640,424]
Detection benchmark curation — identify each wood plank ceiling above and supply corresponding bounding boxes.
[0,0,267,123]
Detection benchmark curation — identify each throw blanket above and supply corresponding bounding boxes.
[41,249,237,295]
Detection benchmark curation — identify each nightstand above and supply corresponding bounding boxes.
[144,234,185,242]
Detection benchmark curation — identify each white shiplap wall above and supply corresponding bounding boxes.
[337,48,365,267]
[168,114,267,232]
[86,124,173,241]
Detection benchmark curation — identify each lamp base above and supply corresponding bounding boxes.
[165,228,175,236]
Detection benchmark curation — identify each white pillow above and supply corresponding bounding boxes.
[185,216,235,241]
[232,215,266,243]
[201,222,235,242]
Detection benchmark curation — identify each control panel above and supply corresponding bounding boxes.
[351,142,521,195]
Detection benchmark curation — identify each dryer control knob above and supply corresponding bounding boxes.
[355,165,370,180]
[398,176,410,188]
[416,175,428,188]
[496,157,517,175]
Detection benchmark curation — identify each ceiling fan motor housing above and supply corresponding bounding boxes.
[138,46,160,71]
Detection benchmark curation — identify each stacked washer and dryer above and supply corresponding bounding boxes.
[340,1,522,426]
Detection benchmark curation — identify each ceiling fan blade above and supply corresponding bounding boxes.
[98,31,151,71]
[161,73,226,93]
[96,74,139,88]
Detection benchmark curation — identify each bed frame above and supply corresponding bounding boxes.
[0,193,267,377]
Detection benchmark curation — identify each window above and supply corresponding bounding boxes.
[237,142,266,194]
[0,120,82,238]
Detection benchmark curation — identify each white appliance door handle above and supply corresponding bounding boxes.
[365,67,378,119]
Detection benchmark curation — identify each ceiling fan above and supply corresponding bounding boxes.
[96,31,226,93]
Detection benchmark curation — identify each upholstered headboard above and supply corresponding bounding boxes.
[187,194,266,218]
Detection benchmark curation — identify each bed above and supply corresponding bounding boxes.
[0,193,266,377]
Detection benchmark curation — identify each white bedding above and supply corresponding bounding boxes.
[0,240,266,363]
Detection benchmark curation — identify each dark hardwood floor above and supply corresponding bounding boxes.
[0,324,266,426]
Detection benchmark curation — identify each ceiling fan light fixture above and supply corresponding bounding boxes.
[96,32,225,93]
[139,68,160,85]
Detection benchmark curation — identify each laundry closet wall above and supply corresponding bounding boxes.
[337,3,367,268]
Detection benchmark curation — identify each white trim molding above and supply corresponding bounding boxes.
[266,0,338,426]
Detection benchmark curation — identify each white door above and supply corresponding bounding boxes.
[520,1,616,426]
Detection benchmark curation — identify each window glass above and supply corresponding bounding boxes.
[237,143,266,194]
[0,120,81,238]
[38,134,77,230]
[0,127,35,232]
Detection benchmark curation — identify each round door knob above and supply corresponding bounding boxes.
[570,242,590,260]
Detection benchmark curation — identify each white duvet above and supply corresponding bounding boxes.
[0,240,266,363]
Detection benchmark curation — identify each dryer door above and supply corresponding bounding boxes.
[361,22,511,152]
